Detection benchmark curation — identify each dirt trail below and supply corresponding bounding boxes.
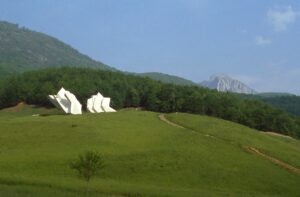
[244,146,300,176]
[265,131,293,139]
[158,114,217,138]
[158,114,185,129]
[159,114,300,177]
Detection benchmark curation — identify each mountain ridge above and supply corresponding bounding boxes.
[0,21,116,77]
[138,72,197,86]
[0,21,203,87]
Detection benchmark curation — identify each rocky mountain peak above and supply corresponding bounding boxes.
[200,75,256,94]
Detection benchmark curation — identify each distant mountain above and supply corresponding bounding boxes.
[200,75,256,94]
[0,21,115,78]
[138,72,197,86]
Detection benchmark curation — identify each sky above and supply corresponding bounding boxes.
[0,0,300,94]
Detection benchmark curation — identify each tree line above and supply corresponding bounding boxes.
[238,93,300,116]
[0,67,299,138]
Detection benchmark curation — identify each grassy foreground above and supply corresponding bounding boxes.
[0,106,300,196]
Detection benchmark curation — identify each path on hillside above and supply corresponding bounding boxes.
[158,114,185,129]
[244,146,300,176]
[158,114,213,138]
[265,131,293,139]
[159,114,300,177]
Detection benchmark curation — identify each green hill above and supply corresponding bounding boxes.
[0,107,299,196]
[0,21,115,78]
[138,72,197,86]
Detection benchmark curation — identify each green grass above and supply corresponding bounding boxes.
[0,107,300,196]
[0,104,63,117]
[167,113,300,168]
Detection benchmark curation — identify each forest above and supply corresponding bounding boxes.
[238,93,300,116]
[0,67,299,138]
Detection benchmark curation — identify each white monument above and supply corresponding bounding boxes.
[87,92,116,113]
[48,87,82,115]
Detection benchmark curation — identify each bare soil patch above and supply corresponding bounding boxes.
[3,102,27,112]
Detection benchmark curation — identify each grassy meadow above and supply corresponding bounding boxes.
[0,106,300,196]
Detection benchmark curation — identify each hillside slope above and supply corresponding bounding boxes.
[0,108,300,196]
[0,21,115,78]
[138,72,197,86]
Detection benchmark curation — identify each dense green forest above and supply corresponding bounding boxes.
[0,67,299,138]
[261,96,300,116]
[238,93,300,116]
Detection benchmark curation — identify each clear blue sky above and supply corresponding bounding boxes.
[1,0,300,94]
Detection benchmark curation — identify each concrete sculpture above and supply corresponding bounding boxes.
[87,92,116,113]
[48,87,82,115]
[87,92,104,113]
[101,97,116,112]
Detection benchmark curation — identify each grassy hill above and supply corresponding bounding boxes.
[0,106,300,196]
[0,21,115,78]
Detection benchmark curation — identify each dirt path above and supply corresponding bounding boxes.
[158,114,185,129]
[158,114,217,138]
[159,114,300,177]
[244,146,300,176]
[265,131,293,139]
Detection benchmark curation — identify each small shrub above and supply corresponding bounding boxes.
[70,151,104,182]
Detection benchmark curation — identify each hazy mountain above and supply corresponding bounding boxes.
[200,75,256,94]
[0,21,115,78]
[138,72,197,86]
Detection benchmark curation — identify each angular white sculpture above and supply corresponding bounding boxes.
[101,97,116,112]
[87,93,104,113]
[87,92,116,113]
[87,97,95,113]
[48,87,82,115]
